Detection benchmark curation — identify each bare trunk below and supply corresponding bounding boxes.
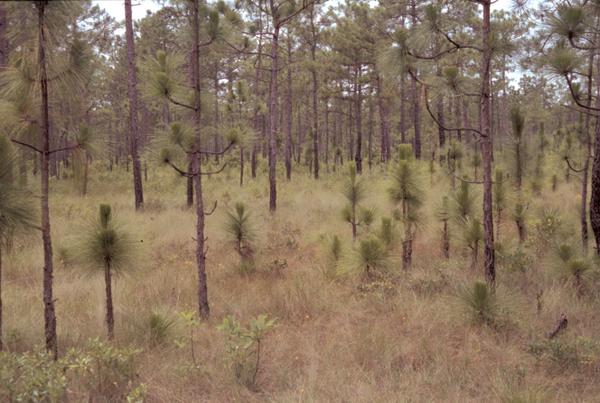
[481,1,495,286]
[252,9,264,179]
[240,147,244,187]
[354,68,363,174]
[193,154,209,318]
[191,0,210,318]
[285,35,293,180]
[442,220,450,259]
[310,9,319,179]
[125,0,144,210]
[268,21,279,212]
[0,246,3,351]
[377,74,389,162]
[38,2,58,358]
[104,262,114,340]
[410,0,421,159]
[581,49,593,255]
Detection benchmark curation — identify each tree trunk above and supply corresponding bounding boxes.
[125,0,144,210]
[240,146,244,186]
[480,1,495,286]
[581,49,594,255]
[268,21,279,212]
[191,0,210,319]
[377,74,389,163]
[442,220,450,259]
[252,7,264,179]
[285,35,293,180]
[410,0,421,159]
[354,67,363,173]
[0,246,3,351]
[310,7,319,179]
[37,2,58,358]
[104,263,114,340]
[193,154,209,318]
[368,96,373,170]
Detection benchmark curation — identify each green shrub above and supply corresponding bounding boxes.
[458,281,497,326]
[217,314,277,388]
[67,338,142,401]
[0,351,68,402]
[528,337,600,371]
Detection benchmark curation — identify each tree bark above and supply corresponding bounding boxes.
[410,0,421,159]
[191,0,210,318]
[310,7,319,179]
[581,48,594,255]
[354,67,363,173]
[104,263,114,340]
[285,34,293,180]
[268,17,279,212]
[0,246,3,351]
[480,1,495,286]
[125,0,144,210]
[377,74,389,162]
[37,2,58,358]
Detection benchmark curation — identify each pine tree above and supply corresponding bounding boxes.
[79,205,136,340]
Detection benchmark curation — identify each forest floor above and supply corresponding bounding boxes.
[4,161,600,402]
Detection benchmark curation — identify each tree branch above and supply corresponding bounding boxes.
[167,94,196,111]
[10,138,42,154]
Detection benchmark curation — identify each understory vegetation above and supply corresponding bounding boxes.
[3,0,600,401]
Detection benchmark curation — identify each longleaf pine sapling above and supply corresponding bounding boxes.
[79,204,136,340]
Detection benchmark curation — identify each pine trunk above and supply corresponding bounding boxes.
[0,246,3,351]
[285,36,293,180]
[125,0,144,210]
[481,1,495,286]
[104,263,114,340]
[268,20,279,212]
[191,0,210,318]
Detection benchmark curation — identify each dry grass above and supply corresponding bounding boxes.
[3,161,600,402]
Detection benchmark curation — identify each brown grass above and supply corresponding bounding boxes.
[3,162,600,402]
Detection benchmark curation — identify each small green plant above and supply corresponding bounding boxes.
[0,350,68,402]
[217,314,277,388]
[388,146,423,269]
[513,200,528,245]
[356,237,389,279]
[79,204,137,340]
[497,244,532,274]
[224,202,255,272]
[534,209,565,247]
[377,217,395,248]
[225,202,254,259]
[67,338,142,401]
[341,165,368,241]
[446,140,463,189]
[322,234,343,278]
[452,181,476,223]
[458,281,497,326]
[462,217,483,269]
[174,310,202,368]
[435,196,451,258]
[529,337,600,371]
[146,312,175,346]
[555,244,593,296]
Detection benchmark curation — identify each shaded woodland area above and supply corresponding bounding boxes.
[2,0,600,401]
